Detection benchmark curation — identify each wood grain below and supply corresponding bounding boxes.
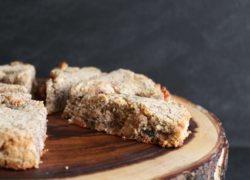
[0,96,228,179]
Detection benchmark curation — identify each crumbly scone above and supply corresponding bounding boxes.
[63,93,191,148]
[46,62,102,114]
[0,61,36,92]
[0,94,47,170]
[64,68,190,147]
[70,69,170,101]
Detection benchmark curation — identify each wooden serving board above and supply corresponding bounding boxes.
[0,96,228,180]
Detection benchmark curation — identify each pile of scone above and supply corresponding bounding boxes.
[0,61,191,170]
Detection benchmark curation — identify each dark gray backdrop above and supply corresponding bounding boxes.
[0,0,249,179]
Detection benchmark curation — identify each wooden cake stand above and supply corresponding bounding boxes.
[0,96,228,179]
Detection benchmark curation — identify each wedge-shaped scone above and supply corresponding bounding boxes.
[0,61,36,92]
[46,62,102,114]
[70,69,170,101]
[63,93,191,148]
[0,94,47,170]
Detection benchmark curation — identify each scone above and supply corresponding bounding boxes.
[0,93,47,170]
[63,93,191,148]
[63,69,190,147]
[0,61,36,92]
[46,62,102,114]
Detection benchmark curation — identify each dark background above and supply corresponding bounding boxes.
[0,0,249,179]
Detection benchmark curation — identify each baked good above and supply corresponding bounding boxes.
[45,62,102,114]
[63,93,191,148]
[0,61,36,92]
[70,69,170,101]
[63,69,190,147]
[0,93,47,170]
[46,62,102,114]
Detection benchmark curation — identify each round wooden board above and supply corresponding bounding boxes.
[0,96,228,180]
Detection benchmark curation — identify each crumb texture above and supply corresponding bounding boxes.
[0,61,35,92]
[0,84,47,170]
[46,64,102,114]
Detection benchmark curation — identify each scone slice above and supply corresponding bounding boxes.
[0,94,47,170]
[63,93,191,148]
[46,62,102,114]
[0,61,36,92]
